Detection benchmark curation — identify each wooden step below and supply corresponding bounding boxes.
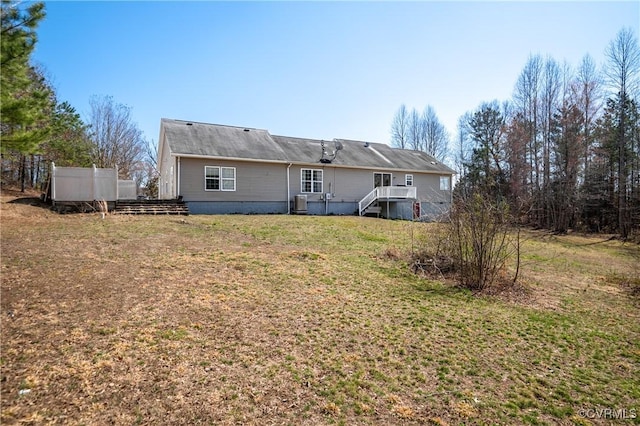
[363,205,382,217]
[114,199,189,215]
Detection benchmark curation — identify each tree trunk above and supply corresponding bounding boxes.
[618,99,628,239]
[20,154,26,192]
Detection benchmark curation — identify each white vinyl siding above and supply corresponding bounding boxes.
[301,169,323,193]
[182,159,283,201]
[205,166,236,191]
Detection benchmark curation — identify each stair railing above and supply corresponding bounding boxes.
[358,187,379,216]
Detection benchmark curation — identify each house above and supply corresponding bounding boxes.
[157,118,455,220]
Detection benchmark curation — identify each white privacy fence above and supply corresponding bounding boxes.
[51,163,136,202]
[118,179,137,200]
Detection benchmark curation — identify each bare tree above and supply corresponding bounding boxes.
[603,28,640,238]
[540,57,563,227]
[139,139,159,197]
[454,112,473,177]
[605,28,640,99]
[87,95,146,179]
[513,54,543,224]
[407,108,422,151]
[504,112,531,210]
[390,104,409,149]
[550,103,583,233]
[420,105,449,161]
[572,54,603,180]
[391,104,450,160]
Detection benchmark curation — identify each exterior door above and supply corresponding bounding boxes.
[413,202,421,219]
[374,172,392,188]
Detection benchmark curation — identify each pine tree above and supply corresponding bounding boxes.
[603,28,640,238]
[586,94,640,234]
[1,1,49,158]
[43,101,92,167]
[462,102,507,198]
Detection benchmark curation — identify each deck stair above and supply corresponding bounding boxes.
[362,204,382,217]
[358,186,417,216]
[114,199,189,215]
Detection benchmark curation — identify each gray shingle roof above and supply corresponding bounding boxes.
[162,118,455,174]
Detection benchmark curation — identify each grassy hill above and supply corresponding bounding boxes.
[1,198,638,425]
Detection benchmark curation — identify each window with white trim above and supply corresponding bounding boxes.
[301,169,323,193]
[220,167,236,190]
[405,174,413,186]
[205,166,236,191]
[439,176,450,191]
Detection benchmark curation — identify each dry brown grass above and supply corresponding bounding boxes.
[1,195,638,425]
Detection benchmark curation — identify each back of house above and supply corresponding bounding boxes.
[157,118,454,220]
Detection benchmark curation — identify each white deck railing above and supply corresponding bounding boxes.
[358,186,417,215]
[377,186,417,200]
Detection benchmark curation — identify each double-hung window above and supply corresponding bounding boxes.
[439,176,450,191]
[205,166,236,191]
[405,174,414,186]
[301,169,323,193]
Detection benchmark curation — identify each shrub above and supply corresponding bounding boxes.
[412,193,521,292]
[450,193,520,291]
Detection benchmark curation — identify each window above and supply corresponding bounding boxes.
[221,167,236,190]
[440,176,450,191]
[301,169,323,193]
[205,166,219,190]
[205,166,235,191]
[405,174,413,186]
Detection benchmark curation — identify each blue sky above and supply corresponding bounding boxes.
[33,1,639,153]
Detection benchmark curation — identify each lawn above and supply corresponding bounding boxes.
[1,196,638,425]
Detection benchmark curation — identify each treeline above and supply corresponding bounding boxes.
[0,2,157,196]
[390,104,449,162]
[392,28,640,239]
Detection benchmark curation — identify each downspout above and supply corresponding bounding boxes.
[325,182,332,215]
[286,163,292,214]
[176,157,181,199]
